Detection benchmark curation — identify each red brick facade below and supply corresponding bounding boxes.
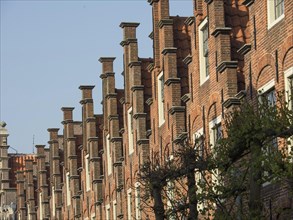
[2,0,293,219]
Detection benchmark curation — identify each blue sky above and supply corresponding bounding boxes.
[1,0,192,153]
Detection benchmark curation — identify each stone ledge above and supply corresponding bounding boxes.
[146,98,153,106]
[181,93,191,103]
[162,47,177,55]
[68,155,77,159]
[66,137,77,141]
[128,61,141,68]
[216,61,238,73]
[173,132,188,144]
[211,27,232,37]
[105,72,115,77]
[133,113,147,119]
[236,90,247,99]
[105,93,118,99]
[79,85,95,90]
[149,31,154,39]
[146,129,152,138]
[108,114,119,121]
[237,44,251,56]
[90,157,101,162]
[243,0,254,7]
[113,161,123,167]
[204,0,213,4]
[131,85,144,92]
[184,16,195,26]
[223,97,241,108]
[48,140,58,144]
[69,175,79,180]
[119,22,140,28]
[79,98,93,105]
[169,106,186,115]
[98,57,115,63]
[110,137,123,143]
[147,63,154,72]
[137,139,149,145]
[119,97,126,105]
[88,137,99,142]
[158,19,173,28]
[183,54,192,65]
[165,78,181,86]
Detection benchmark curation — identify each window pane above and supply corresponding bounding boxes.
[275,0,284,19]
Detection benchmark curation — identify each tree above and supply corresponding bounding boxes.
[138,92,293,220]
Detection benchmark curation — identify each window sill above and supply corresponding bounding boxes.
[200,76,210,86]
[268,14,285,30]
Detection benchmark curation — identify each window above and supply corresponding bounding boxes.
[258,80,278,151]
[85,154,91,191]
[209,116,222,192]
[199,17,209,84]
[135,183,141,220]
[284,67,293,156]
[39,192,43,220]
[52,187,55,217]
[127,188,132,219]
[106,134,112,175]
[128,107,134,155]
[194,128,205,211]
[285,67,293,110]
[66,172,71,205]
[267,0,285,29]
[106,204,110,220]
[113,200,117,220]
[158,71,165,126]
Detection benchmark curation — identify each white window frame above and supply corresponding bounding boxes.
[66,172,71,206]
[128,107,134,155]
[194,128,205,211]
[106,204,110,220]
[267,0,285,29]
[52,186,55,217]
[209,116,222,192]
[106,134,112,175]
[135,182,141,220]
[284,67,293,157]
[39,192,43,220]
[258,80,277,186]
[113,200,117,220]
[85,154,91,191]
[91,212,96,220]
[199,17,209,85]
[158,71,165,126]
[127,188,132,220]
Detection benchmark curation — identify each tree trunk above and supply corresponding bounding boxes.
[187,170,198,220]
[249,144,262,219]
[152,185,165,220]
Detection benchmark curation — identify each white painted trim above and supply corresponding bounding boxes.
[106,204,110,220]
[258,79,275,94]
[85,154,91,191]
[199,17,209,85]
[127,188,132,220]
[158,71,165,126]
[113,200,117,220]
[128,107,134,155]
[106,134,112,175]
[267,0,285,30]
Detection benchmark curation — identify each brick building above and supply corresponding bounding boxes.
[3,0,293,219]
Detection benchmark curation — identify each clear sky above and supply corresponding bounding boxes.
[1,0,193,153]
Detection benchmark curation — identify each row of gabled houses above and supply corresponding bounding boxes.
[1,0,293,219]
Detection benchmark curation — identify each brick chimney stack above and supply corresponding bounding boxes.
[61,107,81,219]
[120,23,139,103]
[47,128,62,220]
[16,170,26,219]
[35,145,50,220]
[25,159,37,220]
